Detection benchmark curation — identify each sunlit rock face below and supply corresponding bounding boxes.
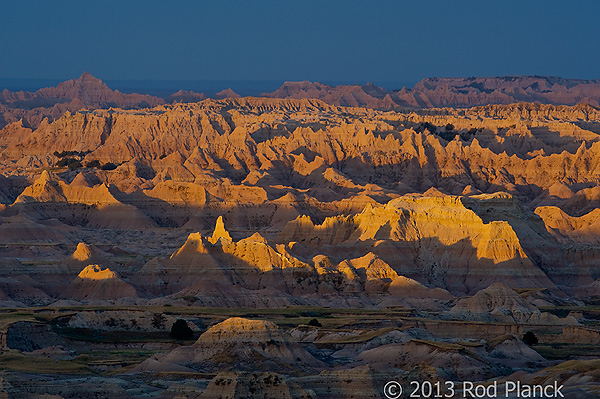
[2,97,600,304]
[3,76,600,398]
[77,264,118,280]
[63,265,138,300]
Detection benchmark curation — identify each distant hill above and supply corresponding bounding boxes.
[167,89,207,103]
[0,72,165,109]
[264,76,600,109]
[0,73,247,129]
[3,73,600,130]
[0,72,165,128]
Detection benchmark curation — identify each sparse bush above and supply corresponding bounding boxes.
[56,158,73,167]
[86,160,101,168]
[53,150,90,158]
[151,313,166,329]
[308,318,322,327]
[437,131,457,141]
[418,121,437,134]
[68,161,82,170]
[523,331,538,346]
[54,150,79,158]
[170,319,194,340]
[445,123,455,131]
[56,157,82,169]
[104,317,118,327]
[101,162,117,171]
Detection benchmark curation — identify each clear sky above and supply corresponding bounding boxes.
[1,0,599,86]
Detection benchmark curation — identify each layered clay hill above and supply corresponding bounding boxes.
[2,81,600,398]
[4,73,600,131]
[0,94,600,306]
[0,72,165,129]
[265,76,600,108]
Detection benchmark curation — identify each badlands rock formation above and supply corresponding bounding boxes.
[0,72,165,129]
[136,317,322,373]
[448,283,578,324]
[1,81,600,397]
[63,265,138,300]
[266,76,600,108]
[167,89,208,103]
[4,73,599,132]
[199,371,311,399]
[0,97,599,304]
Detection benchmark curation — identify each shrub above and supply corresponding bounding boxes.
[151,313,166,329]
[104,317,118,327]
[68,161,82,170]
[308,318,322,327]
[56,158,73,167]
[522,331,538,346]
[54,150,79,158]
[101,162,117,170]
[86,160,101,168]
[56,157,82,169]
[418,121,437,134]
[170,319,194,340]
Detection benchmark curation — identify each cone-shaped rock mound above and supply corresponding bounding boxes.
[135,317,323,373]
[63,265,138,300]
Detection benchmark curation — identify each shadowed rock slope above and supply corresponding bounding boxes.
[135,317,323,373]
[1,98,600,305]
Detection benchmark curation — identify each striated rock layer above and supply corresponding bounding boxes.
[136,317,322,373]
[1,86,600,397]
[265,76,600,108]
[0,97,599,304]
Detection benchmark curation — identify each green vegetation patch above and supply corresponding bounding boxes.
[0,311,37,333]
[0,351,90,375]
[533,344,600,360]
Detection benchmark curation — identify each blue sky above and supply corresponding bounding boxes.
[1,0,598,86]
